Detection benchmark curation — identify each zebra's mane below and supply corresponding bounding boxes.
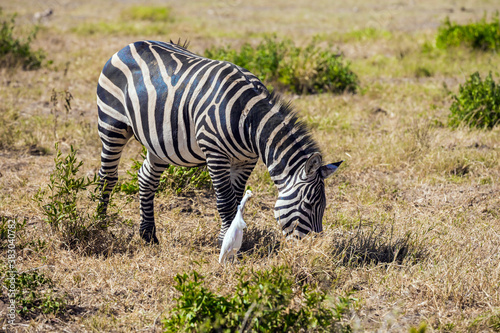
[264,92,321,157]
[169,38,190,50]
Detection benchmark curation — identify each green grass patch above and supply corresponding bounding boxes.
[71,21,170,36]
[120,5,171,22]
[205,35,359,94]
[315,28,393,43]
[409,322,428,333]
[0,106,47,152]
[488,312,500,331]
[2,268,66,316]
[414,66,433,78]
[341,27,393,42]
[0,8,45,69]
[436,14,500,51]
[162,266,353,332]
[72,5,172,36]
[448,71,500,129]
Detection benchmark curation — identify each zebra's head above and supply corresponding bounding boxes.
[274,153,342,238]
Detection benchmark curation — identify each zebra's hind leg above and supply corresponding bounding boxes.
[97,126,133,217]
[138,151,168,244]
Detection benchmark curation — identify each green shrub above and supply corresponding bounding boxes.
[448,71,500,129]
[436,14,500,51]
[162,266,353,332]
[34,144,116,250]
[121,146,212,195]
[0,217,26,249]
[205,35,359,94]
[120,155,142,195]
[0,8,45,69]
[160,165,212,195]
[3,269,66,316]
[121,6,171,22]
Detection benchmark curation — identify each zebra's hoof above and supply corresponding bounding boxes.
[140,230,159,245]
[217,238,223,247]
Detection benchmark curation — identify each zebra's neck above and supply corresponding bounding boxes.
[247,95,320,190]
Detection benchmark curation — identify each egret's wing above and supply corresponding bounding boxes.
[234,228,244,250]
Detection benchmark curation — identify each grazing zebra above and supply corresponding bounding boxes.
[96,40,342,244]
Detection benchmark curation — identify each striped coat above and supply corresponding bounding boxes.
[97,40,342,244]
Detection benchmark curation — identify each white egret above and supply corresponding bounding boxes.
[219,190,253,264]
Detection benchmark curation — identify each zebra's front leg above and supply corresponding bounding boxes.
[138,151,168,244]
[230,159,257,207]
[205,156,239,246]
[207,156,257,246]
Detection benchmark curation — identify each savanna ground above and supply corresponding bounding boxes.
[1,0,500,331]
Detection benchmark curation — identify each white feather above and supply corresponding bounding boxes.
[219,190,253,264]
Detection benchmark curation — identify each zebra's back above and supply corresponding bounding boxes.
[97,40,265,167]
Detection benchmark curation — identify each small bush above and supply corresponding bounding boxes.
[162,266,353,332]
[120,155,142,195]
[448,71,500,129]
[3,269,66,316]
[160,165,212,195]
[120,6,171,22]
[0,8,45,69]
[205,35,359,94]
[0,217,26,249]
[121,146,212,195]
[34,144,117,251]
[436,14,500,51]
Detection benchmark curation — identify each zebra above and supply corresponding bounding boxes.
[96,40,343,245]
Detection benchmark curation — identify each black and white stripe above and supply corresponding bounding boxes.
[96,40,342,244]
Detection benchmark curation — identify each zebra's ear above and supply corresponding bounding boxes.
[305,153,323,177]
[320,160,343,179]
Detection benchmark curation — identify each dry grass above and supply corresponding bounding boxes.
[1,0,500,332]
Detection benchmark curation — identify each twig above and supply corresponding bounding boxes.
[239,302,257,333]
